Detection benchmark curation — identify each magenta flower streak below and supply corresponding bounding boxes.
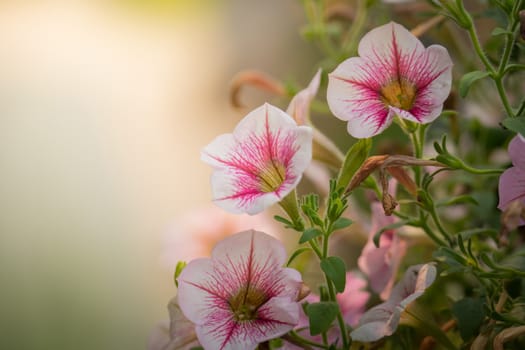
[327,22,452,138]
[202,103,312,215]
[177,230,302,350]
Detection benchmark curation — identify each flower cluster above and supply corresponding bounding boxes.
[152,1,525,349]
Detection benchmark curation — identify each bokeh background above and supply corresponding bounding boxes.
[0,1,320,349]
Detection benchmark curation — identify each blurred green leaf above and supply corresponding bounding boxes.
[332,217,353,231]
[501,117,525,138]
[459,71,490,98]
[452,298,485,341]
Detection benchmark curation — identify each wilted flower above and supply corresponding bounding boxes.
[498,135,525,226]
[350,263,437,342]
[201,103,313,215]
[148,296,199,350]
[358,202,407,300]
[327,21,452,138]
[177,230,303,350]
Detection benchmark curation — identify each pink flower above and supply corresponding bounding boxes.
[148,296,199,350]
[498,135,525,224]
[327,22,452,138]
[338,271,371,327]
[201,103,313,215]
[160,205,279,267]
[177,230,303,350]
[358,202,407,300]
[350,263,437,342]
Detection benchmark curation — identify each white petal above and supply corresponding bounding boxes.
[212,230,288,269]
[358,22,424,64]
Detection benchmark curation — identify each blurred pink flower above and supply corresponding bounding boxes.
[160,205,278,267]
[358,202,407,300]
[338,271,371,327]
[177,230,303,350]
[147,296,199,350]
[498,135,525,225]
[201,103,312,215]
[350,263,437,342]
[327,21,452,138]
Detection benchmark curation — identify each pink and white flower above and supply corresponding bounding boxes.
[498,135,525,224]
[358,202,407,300]
[201,103,313,215]
[350,263,437,342]
[327,22,453,138]
[177,230,303,350]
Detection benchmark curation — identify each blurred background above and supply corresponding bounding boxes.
[0,1,320,349]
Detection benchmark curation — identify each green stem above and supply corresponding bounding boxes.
[285,331,330,349]
[457,164,505,175]
[419,213,448,247]
[464,16,496,75]
[341,0,367,55]
[322,235,350,349]
[428,204,453,246]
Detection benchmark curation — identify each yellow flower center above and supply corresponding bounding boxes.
[380,79,416,110]
[258,161,286,193]
[229,285,268,322]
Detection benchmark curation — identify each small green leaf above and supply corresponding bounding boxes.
[437,195,478,207]
[320,256,346,293]
[433,246,468,266]
[501,117,525,139]
[332,217,353,231]
[491,27,512,36]
[274,215,293,227]
[287,247,311,266]
[174,261,187,287]
[336,138,372,191]
[452,298,485,341]
[305,302,339,335]
[299,227,323,244]
[373,220,409,247]
[459,71,490,97]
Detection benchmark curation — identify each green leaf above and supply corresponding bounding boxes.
[452,298,485,341]
[332,217,353,231]
[437,195,478,207]
[174,261,187,287]
[433,246,468,267]
[336,138,371,191]
[305,302,339,335]
[459,71,490,97]
[491,27,512,36]
[373,220,409,247]
[273,215,293,227]
[286,247,312,266]
[299,228,323,244]
[501,117,525,139]
[320,256,346,293]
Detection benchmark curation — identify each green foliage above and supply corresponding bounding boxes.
[336,138,371,191]
[320,256,347,293]
[305,302,339,335]
[452,298,486,341]
[459,71,491,98]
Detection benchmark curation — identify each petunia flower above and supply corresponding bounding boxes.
[148,296,200,350]
[327,21,452,138]
[498,135,525,226]
[201,103,313,215]
[177,230,303,350]
[350,263,437,342]
[358,202,407,300]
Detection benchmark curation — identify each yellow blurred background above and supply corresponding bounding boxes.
[0,1,319,349]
